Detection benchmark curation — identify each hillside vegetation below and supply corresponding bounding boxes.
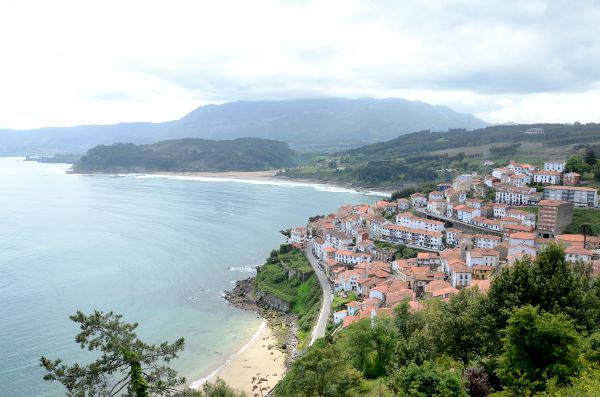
[72,137,302,173]
[279,123,600,188]
[274,245,600,396]
[256,245,322,348]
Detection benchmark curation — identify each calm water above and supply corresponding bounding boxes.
[0,158,377,396]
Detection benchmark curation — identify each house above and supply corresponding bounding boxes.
[454,205,480,223]
[472,265,494,280]
[334,269,362,292]
[565,246,593,263]
[334,250,372,265]
[410,193,427,208]
[544,160,566,173]
[507,173,531,187]
[473,234,501,249]
[492,203,512,218]
[533,170,561,185]
[325,230,354,250]
[437,183,452,192]
[416,252,441,268]
[563,172,581,186]
[543,186,598,208]
[466,249,499,268]
[428,190,445,201]
[508,162,536,176]
[397,198,410,212]
[495,185,536,206]
[427,199,448,216]
[445,228,462,246]
[289,227,308,248]
[508,231,536,248]
[424,280,454,298]
[505,209,536,228]
[503,224,535,240]
[449,262,472,289]
[333,310,348,324]
[472,217,502,232]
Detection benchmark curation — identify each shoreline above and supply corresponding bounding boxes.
[140,170,393,196]
[191,320,286,395]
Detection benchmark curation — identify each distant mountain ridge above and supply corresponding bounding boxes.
[0,98,488,155]
[71,137,302,173]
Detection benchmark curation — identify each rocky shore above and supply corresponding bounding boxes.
[224,277,300,365]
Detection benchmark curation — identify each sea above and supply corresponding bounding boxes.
[0,157,381,396]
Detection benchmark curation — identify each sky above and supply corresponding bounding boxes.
[1,0,599,129]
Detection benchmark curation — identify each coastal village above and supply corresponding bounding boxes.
[288,159,600,330]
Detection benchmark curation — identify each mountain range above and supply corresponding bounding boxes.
[0,98,488,155]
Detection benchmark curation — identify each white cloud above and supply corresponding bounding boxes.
[0,0,599,129]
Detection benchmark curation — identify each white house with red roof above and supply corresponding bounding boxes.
[289,227,308,248]
[533,170,561,185]
[466,249,499,268]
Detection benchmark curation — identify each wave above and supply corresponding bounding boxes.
[190,321,267,389]
[227,265,258,273]
[131,174,389,197]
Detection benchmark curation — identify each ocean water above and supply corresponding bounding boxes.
[0,158,378,396]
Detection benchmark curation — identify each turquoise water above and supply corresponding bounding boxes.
[0,157,377,396]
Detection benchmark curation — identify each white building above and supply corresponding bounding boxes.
[543,186,598,208]
[544,160,566,173]
[533,171,561,185]
[495,185,536,206]
[466,249,499,268]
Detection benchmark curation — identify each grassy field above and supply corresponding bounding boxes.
[564,208,600,236]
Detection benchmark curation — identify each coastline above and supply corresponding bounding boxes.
[141,170,393,197]
[193,277,294,395]
[191,320,286,396]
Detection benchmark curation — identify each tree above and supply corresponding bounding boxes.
[345,318,399,378]
[179,379,246,397]
[579,223,593,247]
[388,360,468,397]
[566,155,589,175]
[40,311,186,397]
[496,305,583,394]
[274,340,362,397]
[584,148,597,166]
[464,367,490,397]
[484,244,600,341]
[429,288,487,365]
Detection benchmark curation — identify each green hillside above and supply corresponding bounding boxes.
[279,123,600,188]
[72,137,303,173]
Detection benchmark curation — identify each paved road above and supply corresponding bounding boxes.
[305,241,333,346]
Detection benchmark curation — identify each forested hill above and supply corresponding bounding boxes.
[344,123,600,159]
[0,98,487,155]
[71,138,303,173]
[278,123,600,188]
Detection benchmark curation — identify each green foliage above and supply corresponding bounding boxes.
[484,244,600,341]
[388,360,468,397]
[496,305,583,394]
[342,318,399,378]
[40,311,185,397]
[73,138,303,173]
[545,367,600,396]
[566,154,590,175]
[489,143,521,156]
[274,340,362,397]
[428,288,488,364]
[180,378,246,397]
[564,208,600,235]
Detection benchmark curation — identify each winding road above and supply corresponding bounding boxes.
[305,241,333,346]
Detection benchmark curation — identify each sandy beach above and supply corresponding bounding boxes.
[192,320,286,396]
[158,170,281,180]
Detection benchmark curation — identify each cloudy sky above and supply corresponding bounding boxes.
[1,0,599,129]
